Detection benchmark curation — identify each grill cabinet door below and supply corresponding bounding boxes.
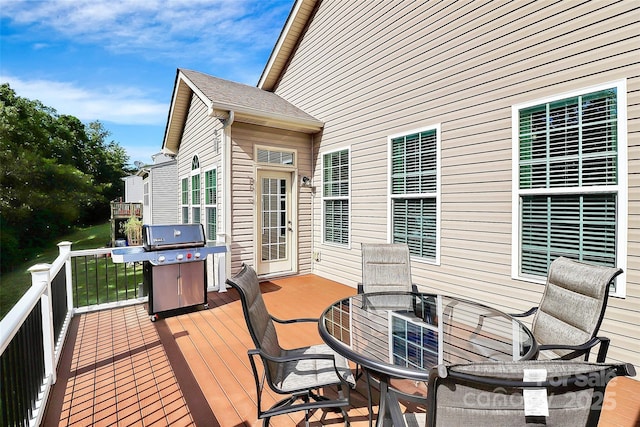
[179,261,206,307]
[150,264,180,313]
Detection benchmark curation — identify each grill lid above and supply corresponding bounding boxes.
[143,224,206,250]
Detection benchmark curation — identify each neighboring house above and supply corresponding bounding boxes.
[121,175,143,203]
[162,1,639,370]
[137,152,178,225]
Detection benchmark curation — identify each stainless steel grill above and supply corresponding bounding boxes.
[111,224,228,321]
[143,224,206,251]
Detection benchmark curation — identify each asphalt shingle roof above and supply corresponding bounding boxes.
[180,68,319,123]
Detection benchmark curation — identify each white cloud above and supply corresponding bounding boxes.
[1,0,288,60]
[2,75,168,125]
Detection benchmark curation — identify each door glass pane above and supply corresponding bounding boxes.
[261,178,287,261]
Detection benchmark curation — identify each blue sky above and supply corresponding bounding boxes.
[0,0,293,165]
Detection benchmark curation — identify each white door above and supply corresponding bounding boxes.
[256,170,295,275]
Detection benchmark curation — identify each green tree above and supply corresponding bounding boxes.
[0,83,131,271]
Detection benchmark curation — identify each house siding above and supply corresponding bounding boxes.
[149,161,178,224]
[173,91,227,289]
[229,122,314,274]
[273,1,640,369]
[177,93,224,224]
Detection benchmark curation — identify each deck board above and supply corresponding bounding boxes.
[43,274,638,427]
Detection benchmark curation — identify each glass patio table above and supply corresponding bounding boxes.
[318,292,538,427]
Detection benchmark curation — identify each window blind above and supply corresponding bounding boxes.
[205,169,217,240]
[518,88,618,275]
[391,129,438,260]
[257,148,294,165]
[205,169,216,205]
[181,178,189,205]
[323,149,349,245]
[323,150,349,197]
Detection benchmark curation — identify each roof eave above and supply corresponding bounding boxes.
[257,0,318,91]
[234,111,323,133]
[212,101,323,133]
[162,70,214,155]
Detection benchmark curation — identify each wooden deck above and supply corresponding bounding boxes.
[43,274,640,427]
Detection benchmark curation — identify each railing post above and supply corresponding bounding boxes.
[216,232,228,292]
[29,263,56,384]
[58,241,74,312]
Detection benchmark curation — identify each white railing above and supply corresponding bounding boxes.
[0,239,227,426]
[0,242,73,427]
[0,242,146,427]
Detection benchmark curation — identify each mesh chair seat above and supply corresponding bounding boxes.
[277,344,355,392]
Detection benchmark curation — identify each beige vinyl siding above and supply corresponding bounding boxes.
[177,92,224,229]
[259,0,319,90]
[229,123,314,274]
[273,1,640,369]
[150,161,178,224]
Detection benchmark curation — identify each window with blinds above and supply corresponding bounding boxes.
[205,169,217,240]
[143,182,149,206]
[390,128,439,260]
[191,174,200,223]
[256,148,295,166]
[322,149,349,245]
[191,155,201,224]
[181,177,189,224]
[517,87,620,278]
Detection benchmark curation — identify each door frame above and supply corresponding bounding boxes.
[254,166,299,277]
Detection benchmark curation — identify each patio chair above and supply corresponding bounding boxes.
[516,256,623,362]
[358,243,423,425]
[471,257,622,363]
[226,264,355,427]
[425,360,636,427]
[358,243,418,294]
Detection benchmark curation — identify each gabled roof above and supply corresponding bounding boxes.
[162,68,323,154]
[258,0,319,91]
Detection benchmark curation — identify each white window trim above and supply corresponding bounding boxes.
[321,146,351,249]
[180,176,189,224]
[511,80,628,297]
[191,155,201,225]
[386,124,442,266]
[204,167,218,242]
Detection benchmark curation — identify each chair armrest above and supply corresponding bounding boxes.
[270,315,318,324]
[539,336,610,363]
[357,283,417,294]
[250,348,337,364]
[510,307,538,318]
[470,306,537,339]
[474,306,537,329]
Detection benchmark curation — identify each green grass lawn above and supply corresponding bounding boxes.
[0,222,113,319]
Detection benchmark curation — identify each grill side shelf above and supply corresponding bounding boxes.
[111,247,147,263]
[111,243,229,264]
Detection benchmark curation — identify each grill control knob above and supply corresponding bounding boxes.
[158,255,166,263]
[177,254,184,261]
[195,252,201,259]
